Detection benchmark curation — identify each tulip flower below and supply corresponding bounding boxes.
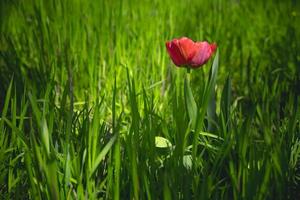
[165,37,218,131]
[166,37,217,68]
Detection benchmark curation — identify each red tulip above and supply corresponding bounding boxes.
[166,37,217,68]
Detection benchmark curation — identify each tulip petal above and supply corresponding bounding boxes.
[210,43,217,54]
[190,42,216,67]
[177,37,198,62]
[166,40,186,66]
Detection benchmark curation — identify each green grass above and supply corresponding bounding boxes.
[0,0,300,199]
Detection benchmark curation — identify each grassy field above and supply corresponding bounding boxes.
[0,0,300,199]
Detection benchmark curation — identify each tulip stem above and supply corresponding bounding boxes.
[186,67,191,83]
[187,68,191,74]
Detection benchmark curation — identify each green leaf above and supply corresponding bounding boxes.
[221,76,231,124]
[206,52,220,131]
[197,50,219,131]
[207,85,216,132]
[0,78,13,130]
[184,73,198,130]
[89,134,117,178]
[155,136,173,148]
[183,155,192,170]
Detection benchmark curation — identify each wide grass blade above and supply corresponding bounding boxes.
[89,134,117,178]
[184,72,198,130]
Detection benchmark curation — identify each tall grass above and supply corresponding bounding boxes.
[0,0,299,199]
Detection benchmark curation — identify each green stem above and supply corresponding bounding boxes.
[186,67,191,74]
[186,67,191,83]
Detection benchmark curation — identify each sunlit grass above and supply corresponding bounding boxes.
[0,0,299,199]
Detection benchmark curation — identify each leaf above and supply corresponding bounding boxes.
[184,73,198,130]
[0,78,13,130]
[207,85,216,132]
[89,134,117,178]
[197,50,219,131]
[199,131,223,140]
[220,76,232,129]
[155,136,172,148]
[183,155,192,170]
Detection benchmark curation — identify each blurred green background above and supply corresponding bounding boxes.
[0,0,299,199]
